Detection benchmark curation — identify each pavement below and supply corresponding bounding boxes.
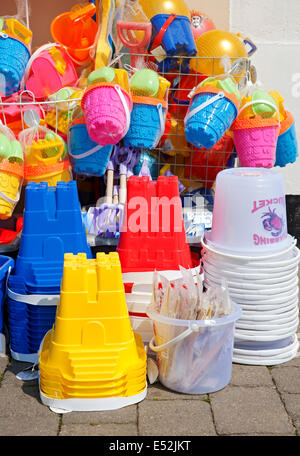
[1,333,300,437]
[0,270,299,438]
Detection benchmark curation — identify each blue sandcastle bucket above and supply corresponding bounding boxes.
[0,34,30,96]
[68,121,113,177]
[275,112,298,167]
[185,89,239,149]
[124,97,167,150]
[0,255,14,334]
[150,14,196,57]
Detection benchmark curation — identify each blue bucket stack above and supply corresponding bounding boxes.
[185,91,238,149]
[68,122,113,176]
[0,34,30,96]
[0,255,15,354]
[124,100,166,150]
[7,180,92,362]
[275,112,298,167]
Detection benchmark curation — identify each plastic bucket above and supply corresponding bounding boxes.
[232,336,299,366]
[150,14,197,57]
[0,35,30,96]
[202,249,300,274]
[204,167,293,256]
[184,87,239,149]
[232,100,280,168]
[81,84,132,146]
[51,12,98,66]
[123,96,167,150]
[202,260,298,284]
[275,111,298,167]
[147,302,242,394]
[204,273,298,294]
[68,121,113,177]
[184,133,235,189]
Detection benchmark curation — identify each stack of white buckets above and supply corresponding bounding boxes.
[202,168,299,365]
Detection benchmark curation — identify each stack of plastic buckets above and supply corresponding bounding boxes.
[201,168,300,365]
[0,255,15,354]
[117,175,199,344]
[7,181,92,363]
[39,252,147,412]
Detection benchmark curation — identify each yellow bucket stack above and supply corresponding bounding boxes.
[39,252,147,412]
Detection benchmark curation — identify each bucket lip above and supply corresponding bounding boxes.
[131,95,168,109]
[147,301,242,327]
[191,85,240,111]
[50,12,98,52]
[82,83,132,108]
[151,13,191,21]
[231,114,280,130]
[0,34,31,54]
[279,110,294,135]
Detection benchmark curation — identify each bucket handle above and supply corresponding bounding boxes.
[238,99,280,123]
[184,92,225,125]
[67,143,104,160]
[149,320,216,353]
[152,103,166,149]
[114,84,131,135]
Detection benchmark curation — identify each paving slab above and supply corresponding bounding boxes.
[146,382,208,401]
[0,354,8,374]
[138,399,216,436]
[62,405,137,425]
[59,423,138,436]
[0,369,59,436]
[271,366,300,394]
[210,385,295,435]
[230,364,273,387]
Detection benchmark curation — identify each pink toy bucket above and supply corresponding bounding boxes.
[232,100,280,168]
[81,83,132,146]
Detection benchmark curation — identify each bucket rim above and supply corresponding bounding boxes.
[279,111,294,135]
[147,300,242,328]
[231,115,280,131]
[131,95,168,109]
[191,85,240,111]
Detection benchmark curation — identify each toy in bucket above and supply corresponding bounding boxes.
[0,122,24,219]
[123,68,169,149]
[116,21,152,69]
[0,18,32,96]
[23,43,78,100]
[231,97,280,168]
[44,87,84,139]
[51,3,98,67]
[19,118,72,186]
[81,67,132,146]
[184,75,241,149]
[148,269,242,394]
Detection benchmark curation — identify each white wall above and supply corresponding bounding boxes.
[230,0,300,195]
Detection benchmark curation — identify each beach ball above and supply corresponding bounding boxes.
[138,0,191,20]
[189,30,248,78]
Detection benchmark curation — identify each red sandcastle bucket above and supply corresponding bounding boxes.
[117,175,192,273]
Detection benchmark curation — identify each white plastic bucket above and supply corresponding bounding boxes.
[204,273,299,295]
[201,244,300,268]
[238,306,299,323]
[206,168,293,256]
[235,315,299,331]
[202,261,298,284]
[204,277,298,297]
[232,335,299,366]
[147,302,242,394]
[234,323,298,342]
[237,299,299,313]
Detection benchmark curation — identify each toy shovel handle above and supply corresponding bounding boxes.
[117,21,152,50]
